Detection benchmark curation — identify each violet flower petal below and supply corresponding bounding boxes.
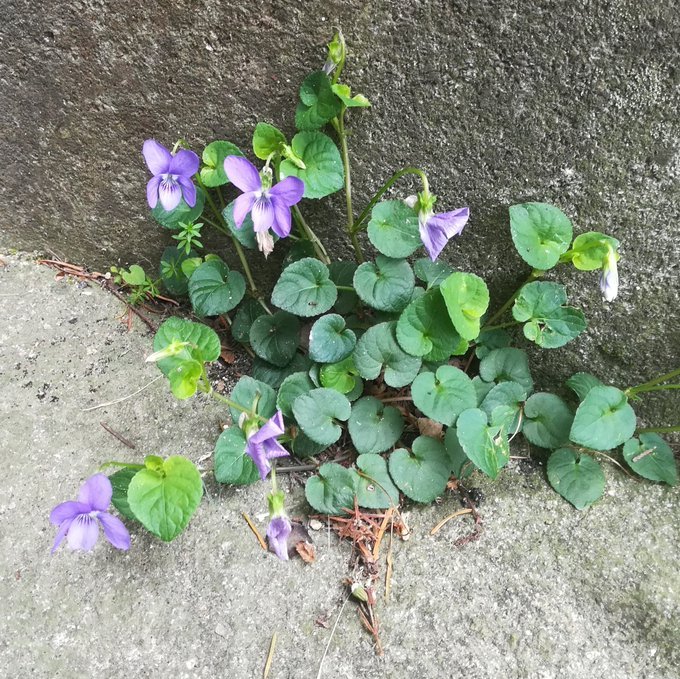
[249,409,285,445]
[420,220,450,261]
[266,516,292,561]
[232,192,257,228]
[427,207,469,238]
[142,140,172,175]
[158,178,182,211]
[263,439,290,460]
[66,514,100,551]
[78,473,112,511]
[246,440,272,480]
[224,156,262,193]
[50,500,90,525]
[271,201,292,238]
[51,518,75,554]
[269,176,305,207]
[177,175,197,208]
[251,197,275,233]
[169,149,199,178]
[98,512,131,551]
[146,176,161,209]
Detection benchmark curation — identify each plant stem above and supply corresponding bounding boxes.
[99,461,146,470]
[335,285,355,292]
[292,206,330,264]
[211,390,267,422]
[627,367,680,395]
[479,320,520,332]
[628,384,680,395]
[352,167,429,234]
[636,425,680,434]
[481,269,544,330]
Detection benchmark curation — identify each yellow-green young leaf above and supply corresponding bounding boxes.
[200,141,244,187]
[253,123,286,160]
[440,272,490,341]
[567,232,620,271]
[127,456,203,542]
[319,355,358,394]
[331,83,371,108]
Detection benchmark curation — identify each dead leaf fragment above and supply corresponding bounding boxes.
[417,417,443,438]
[295,541,316,564]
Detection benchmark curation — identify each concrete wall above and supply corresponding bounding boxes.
[2,0,679,414]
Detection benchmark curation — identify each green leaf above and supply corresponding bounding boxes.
[413,258,455,288]
[153,316,221,373]
[570,386,636,450]
[478,347,534,394]
[222,200,260,250]
[295,71,343,130]
[480,381,526,433]
[444,427,474,480]
[253,122,287,160]
[473,376,495,404]
[213,427,259,485]
[159,247,193,297]
[200,141,244,187]
[249,311,300,368]
[331,83,371,108]
[229,376,277,423]
[319,355,359,394]
[166,357,203,399]
[283,239,317,266]
[277,371,315,418]
[523,393,573,448]
[305,462,357,515]
[180,256,202,280]
[509,202,573,269]
[292,388,351,446]
[389,436,451,503]
[329,261,359,314]
[513,281,586,348]
[396,288,465,360]
[120,264,146,286]
[109,468,139,522]
[456,408,510,479]
[348,396,404,454]
[309,314,356,363]
[353,256,415,313]
[151,186,205,230]
[440,272,490,341]
[252,353,312,390]
[355,454,399,509]
[291,431,328,458]
[367,201,421,258]
[567,232,621,271]
[231,299,266,343]
[566,372,604,401]
[354,322,422,388]
[127,456,203,541]
[279,131,344,199]
[547,448,605,509]
[622,434,678,486]
[272,257,337,317]
[188,260,246,316]
[411,365,476,426]
[474,329,512,360]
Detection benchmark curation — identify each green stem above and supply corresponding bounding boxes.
[481,269,544,330]
[636,425,680,434]
[211,390,267,422]
[629,384,680,395]
[480,321,520,332]
[627,367,680,394]
[292,206,330,264]
[99,461,146,471]
[335,285,355,292]
[352,167,430,235]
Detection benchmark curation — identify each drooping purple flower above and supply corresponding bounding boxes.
[245,410,290,480]
[418,206,470,262]
[266,515,292,561]
[224,156,304,257]
[143,140,200,212]
[50,473,130,553]
[599,245,619,302]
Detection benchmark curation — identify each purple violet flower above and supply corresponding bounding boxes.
[245,410,290,480]
[50,473,130,553]
[266,515,292,561]
[224,156,304,257]
[143,140,200,212]
[418,206,470,262]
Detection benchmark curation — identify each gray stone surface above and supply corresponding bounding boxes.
[2,253,679,678]
[2,0,679,404]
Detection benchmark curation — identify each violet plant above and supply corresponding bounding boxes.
[53,33,679,556]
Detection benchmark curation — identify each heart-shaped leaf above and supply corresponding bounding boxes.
[200,141,244,187]
[389,436,451,503]
[367,200,421,258]
[411,365,477,426]
[479,347,534,394]
[440,272,490,341]
[305,462,358,514]
[348,396,404,454]
[444,427,474,480]
[547,448,605,509]
[213,427,259,485]
[295,72,343,130]
[566,372,604,401]
[622,434,678,486]
[276,372,315,418]
[353,256,414,313]
[319,355,359,394]
[309,314,356,363]
[413,258,455,289]
[127,456,203,541]
[249,311,300,367]
[252,354,311,389]
[509,202,573,269]
[228,376,277,423]
[253,122,287,160]
[523,393,573,448]
[272,257,338,317]
[566,232,620,271]
[109,468,139,522]
[456,408,510,479]
[355,454,399,509]
[292,388,351,446]
[570,386,636,450]
[188,260,246,316]
[480,381,527,432]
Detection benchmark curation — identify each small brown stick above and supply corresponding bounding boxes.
[590,450,639,480]
[384,520,394,602]
[372,508,393,560]
[276,463,319,473]
[430,508,474,535]
[103,282,157,331]
[82,375,163,412]
[316,594,350,679]
[379,396,413,404]
[100,422,136,449]
[262,630,278,679]
[242,512,267,551]
[632,447,656,463]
